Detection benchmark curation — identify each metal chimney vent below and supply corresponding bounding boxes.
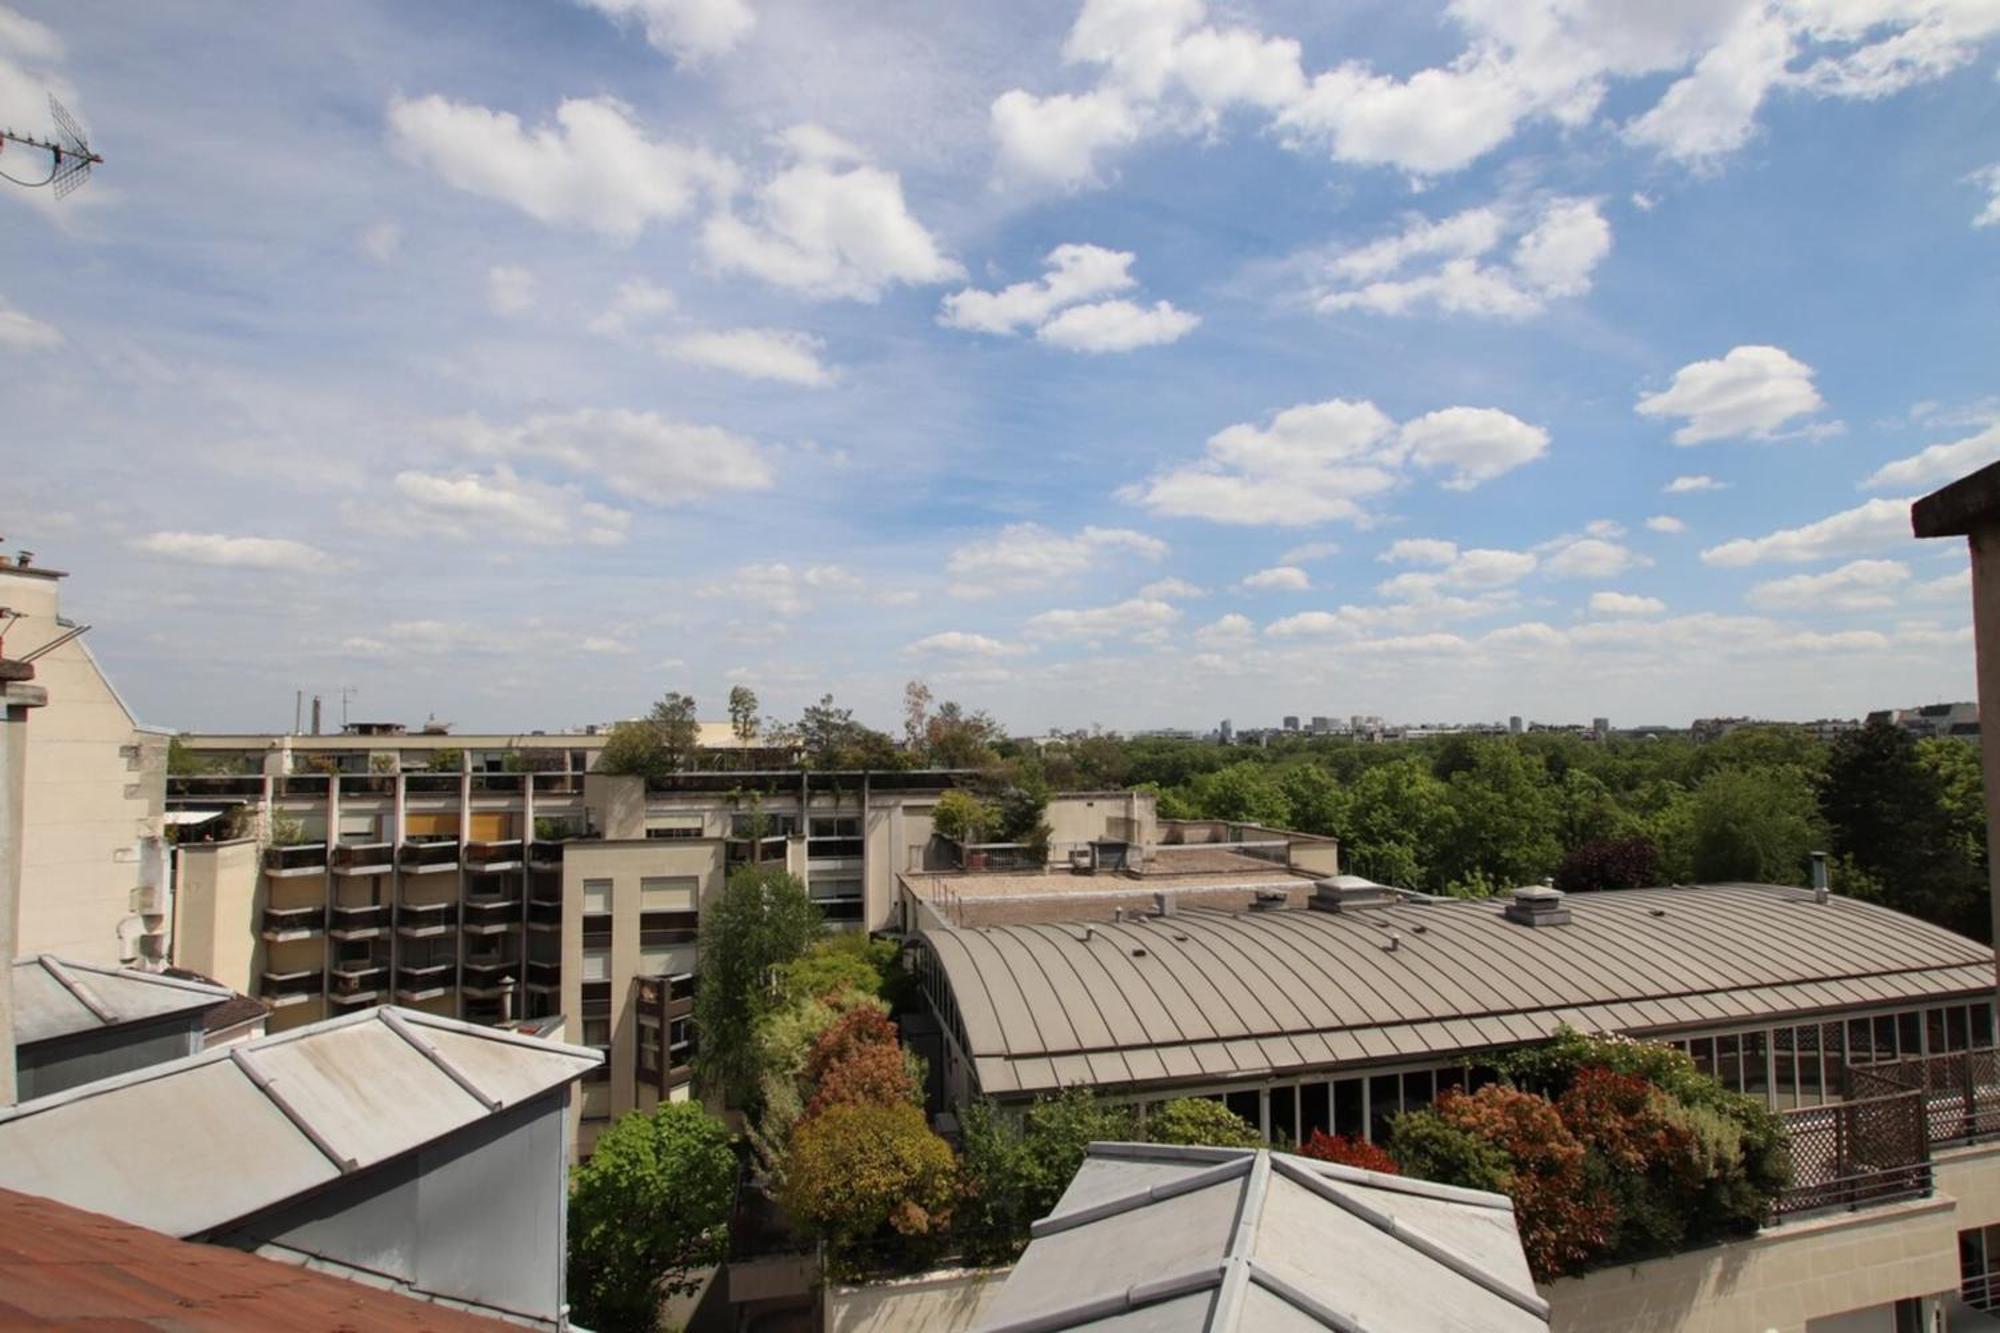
[1503,885,1572,927]
[1310,875,1400,913]
[1153,891,1177,917]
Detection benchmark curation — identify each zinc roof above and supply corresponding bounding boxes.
[924,883,1996,1097]
[12,955,232,1046]
[0,1006,601,1238]
[976,1142,1546,1332]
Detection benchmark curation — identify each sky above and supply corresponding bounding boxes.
[3,0,1999,736]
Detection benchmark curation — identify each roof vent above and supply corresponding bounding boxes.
[1310,875,1400,914]
[1153,891,1177,917]
[1383,932,1401,952]
[1810,851,1830,904]
[1248,889,1288,912]
[1503,885,1572,928]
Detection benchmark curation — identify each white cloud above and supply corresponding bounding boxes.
[1747,559,1911,612]
[1545,537,1644,579]
[947,523,1167,597]
[1193,612,1255,647]
[588,279,676,336]
[662,327,835,386]
[386,466,631,546]
[0,296,61,352]
[439,407,772,507]
[572,0,754,63]
[1585,519,1627,539]
[1037,298,1199,352]
[1025,597,1182,643]
[1636,344,1828,444]
[1140,577,1207,600]
[1702,497,1915,567]
[990,87,1139,188]
[135,531,328,573]
[1916,570,1968,602]
[904,631,1028,658]
[1279,540,1341,564]
[357,220,401,263]
[1380,538,1458,566]
[1864,422,2000,491]
[388,94,735,241]
[1316,197,1611,319]
[1377,546,1537,598]
[698,562,863,616]
[486,264,537,315]
[1590,591,1666,615]
[1624,6,1794,163]
[702,125,961,301]
[1397,407,1549,489]
[1645,515,1688,533]
[1666,474,1726,493]
[578,635,637,655]
[1240,565,1311,592]
[1971,164,2000,228]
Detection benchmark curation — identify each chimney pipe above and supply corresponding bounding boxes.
[499,976,517,1025]
[310,694,322,736]
[1811,851,1829,904]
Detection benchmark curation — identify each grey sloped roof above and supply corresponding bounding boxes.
[12,956,233,1046]
[0,1006,601,1237]
[922,884,1994,1097]
[976,1142,1546,1332]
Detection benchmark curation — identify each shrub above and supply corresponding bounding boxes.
[1556,1068,1698,1260]
[933,788,997,842]
[1147,1098,1263,1148]
[1433,1086,1614,1280]
[778,934,902,1007]
[747,989,887,1165]
[1388,1109,1511,1195]
[956,1090,1137,1264]
[782,1102,958,1273]
[1298,1131,1400,1175]
[1553,835,1661,893]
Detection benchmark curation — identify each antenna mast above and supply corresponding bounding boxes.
[1,95,103,197]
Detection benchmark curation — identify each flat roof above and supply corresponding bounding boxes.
[12,956,232,1046]
[977,1142,1544,1332]
[0,1187,509,1329]
[1913,458,2000,538]
[920,883,1995,1098]
[905,864,1309,904]
[0,1006,601,1237]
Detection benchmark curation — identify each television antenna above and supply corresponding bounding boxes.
[1,95,104,198]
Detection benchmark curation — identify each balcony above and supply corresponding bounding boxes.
[462,958,520,997]
[396,901,454,937]
[337,774,395,798]
[328,964,389,1005]
[470,773,524,794]
[404,772,460,796]
[328,902,391,938]
[166,774,267,800]
[399,839,459,874]
[532,772,583,796]
[258,967,321,1007]
[463,893,522,933]
[525,958,561,991]
[465,839,524,873]
[260,904,325,941]
[808,836,866,861]
[274,774,330,798]
[395,961,454,1001]
[528,897,562,929]
[725,835,790,870]
[262,842,327,876]
[331,841,394,875]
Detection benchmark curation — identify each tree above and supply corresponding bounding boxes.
[1553,835,1662,893]
[1298,1131,1400,1175]
[1428,1085,1613,1280]
[932,788,997,843]
[777,933,901,1007]
[803,1038,921,1120]
[1823,721,1986,937]
[693,865,822,1109]
[1387,1109,1512,1194]
[1278,764,1345,837]
[801,1006,901,1088]
[1438,742,1562,890]
[1334,758,1456,891]
[650,691,701,770]
[598,689,703,781]
[1146,1098,1262,1148]
[781,1101,958,1272]
[902,680,933,751]
[568,1102,737,1333]
[728,686,760,747]
[1187,761,1293,827]
[957,1090,1137,1262]
[797,694,901,770]
[1688,765,1818,883]
[924,700,1005,769]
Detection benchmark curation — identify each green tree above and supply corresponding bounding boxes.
[1824,721,1986,936]
[782,1101,958,1273]
[1188,761,1294,826]
[923,700,1005,769]
[1336,758,1455,890]
[650,691,701,769]
[1438,742,1562,890]
[797,694,901,770]
[932,788,997,843]
[1688,766,1819,883]
[727,685,759,747]
[957,1089,1137,1262]
[598,690,703,781]
[567,1102,737,1333]
[1146,1098,1262,1148]
[693,865,822,1109]
[1278,763,1345,837]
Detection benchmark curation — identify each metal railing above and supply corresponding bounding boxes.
[463,895,522,928]
[330,965,388,996]
[329,903,390,933]
[399,839,459,871]
[469,773,524,793]
[331,841,394,873]
[950,840,1042,873]
[261,905,325,935]
[1772,1091,1931,1220]
[464,839,524,870]
[262,843,327,874]
[338,774,396,797]
[259,968,322,999]
[274,774,330,797]
[532,772,584,795]
[403,773,460,795]
[397,901,453,932]
[1849,1048,2000,1147]
[167,774,266,799]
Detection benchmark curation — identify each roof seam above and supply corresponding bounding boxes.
[381,1009,502,1112]
[37,956,116,1024]
[229,1048,359,1176]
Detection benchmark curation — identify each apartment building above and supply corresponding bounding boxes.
[167,732,1150,1151]
[0,555,170,968]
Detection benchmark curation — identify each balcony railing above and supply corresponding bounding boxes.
[167,774,267,800]
[463,895,522,931]
[726,834,790,869]
[470,773,524,794]
[528,897,562,928]
[396,901,454,935]
[329,964,388,1000]
[399,839,460,873]
[338,774,396,798]
[274,774,331,798]
[1849,1048,2000,1148]
[462,959,519,995]
[949,840,1043,873]
[260,904,325,938]
[395,961,454,996]
[1772,1091,1931,1220]
[258,968,321,1002]
[808,836,866,861]
[331,841,394,875]
[329,902,390,935]
[526,958,561,990]
[532,772,583,795]
[465,839,524,872]
[263,843,327,876]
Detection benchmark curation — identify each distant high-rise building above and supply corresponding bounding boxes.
[1282,715,1300,732]
[1219,719,1234,744]
[1310,715,1331,734]
[1509,715,1523,734]
[1592,716,1611,741]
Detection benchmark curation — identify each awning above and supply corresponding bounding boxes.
[163,810,224,827]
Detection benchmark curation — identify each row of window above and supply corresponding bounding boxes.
[580,876,700,915]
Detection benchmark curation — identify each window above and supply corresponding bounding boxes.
[1368,1074,1399,1142]
[1741,1030,1769,1099]
[810,876,863,903]
[1270,1085,1297,1146]
[641,876,698,912]
[583,1017,611,1048]
[1899,1011,1923,1060]
[640,942,696,978]
[811,817,861,839]
[1224,1089,1261,1136]
[646,814,703,839]
[582,878,613,916]
[1716,1035,1742,1091]
[729,813,797,837]
[1773,1027,1797,1109]
[1963,1224,2000,1310]
[1301,1082,1331,1140]
[581,945,610,983]
[1333,1079,1363,1138]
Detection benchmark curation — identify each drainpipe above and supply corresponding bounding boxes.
[0,660,49,1106]
[1811,851,1830,905]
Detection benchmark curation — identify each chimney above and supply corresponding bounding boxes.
[1153,891,1177,917]
[1811,852,1829,904]
[499,976,517,1025]
[1503,885,1572,928]
[310,694,322,736]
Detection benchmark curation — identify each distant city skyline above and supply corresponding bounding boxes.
[4,2,1995,735]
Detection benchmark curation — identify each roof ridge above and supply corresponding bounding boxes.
[1031,1154,1251,1240]
[36,956,116,1023]
[381,1009,501,1112]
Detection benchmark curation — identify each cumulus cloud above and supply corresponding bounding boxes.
[1279,540,1341,564]
[1193,612,1255,647]
[571,0,754,63]
[1545,537,1645,579]
[940,243,1196,353]
[1702,497,1914,567]
[578,635,637,655]
[1746,558,1911,611]
[699,562,864,616]
[703,125,961,301]
[1666,474,1726,493]
[1240,565,1311,592]
[1315,197,1611,319]
[1024,597,1181,643]
[1971,164,2000,228]
[904,631,1028,658]
[1140,577,1207,600]
[438,407,772,507]
[662,327,835,386]
[587,279,677,336]
[388,94,735,241]
[0,295,61,352]
[385,467,632,546]
[1635,344,1829,444]
[135,531,329,572]
[1864,422,2000,491]
[486,264,537,315]
[1123,398,1544,527]
[1380,538,1459,566]
[1378,546,1538,598]
[1645,515,1688,534]
[991,87,1140,189]
[1589,591,1666,615]
[947,523,1166,597]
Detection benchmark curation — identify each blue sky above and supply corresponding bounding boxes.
[4,0,1999,735]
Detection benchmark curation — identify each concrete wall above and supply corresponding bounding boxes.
[4,566,167,966]
[215,1089,573,1325]
[173,838,260,994]
[15,1014,201,1102]
[825,1268,1012,1333]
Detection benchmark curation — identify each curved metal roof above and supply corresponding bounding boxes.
[920,884,1996,1097]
